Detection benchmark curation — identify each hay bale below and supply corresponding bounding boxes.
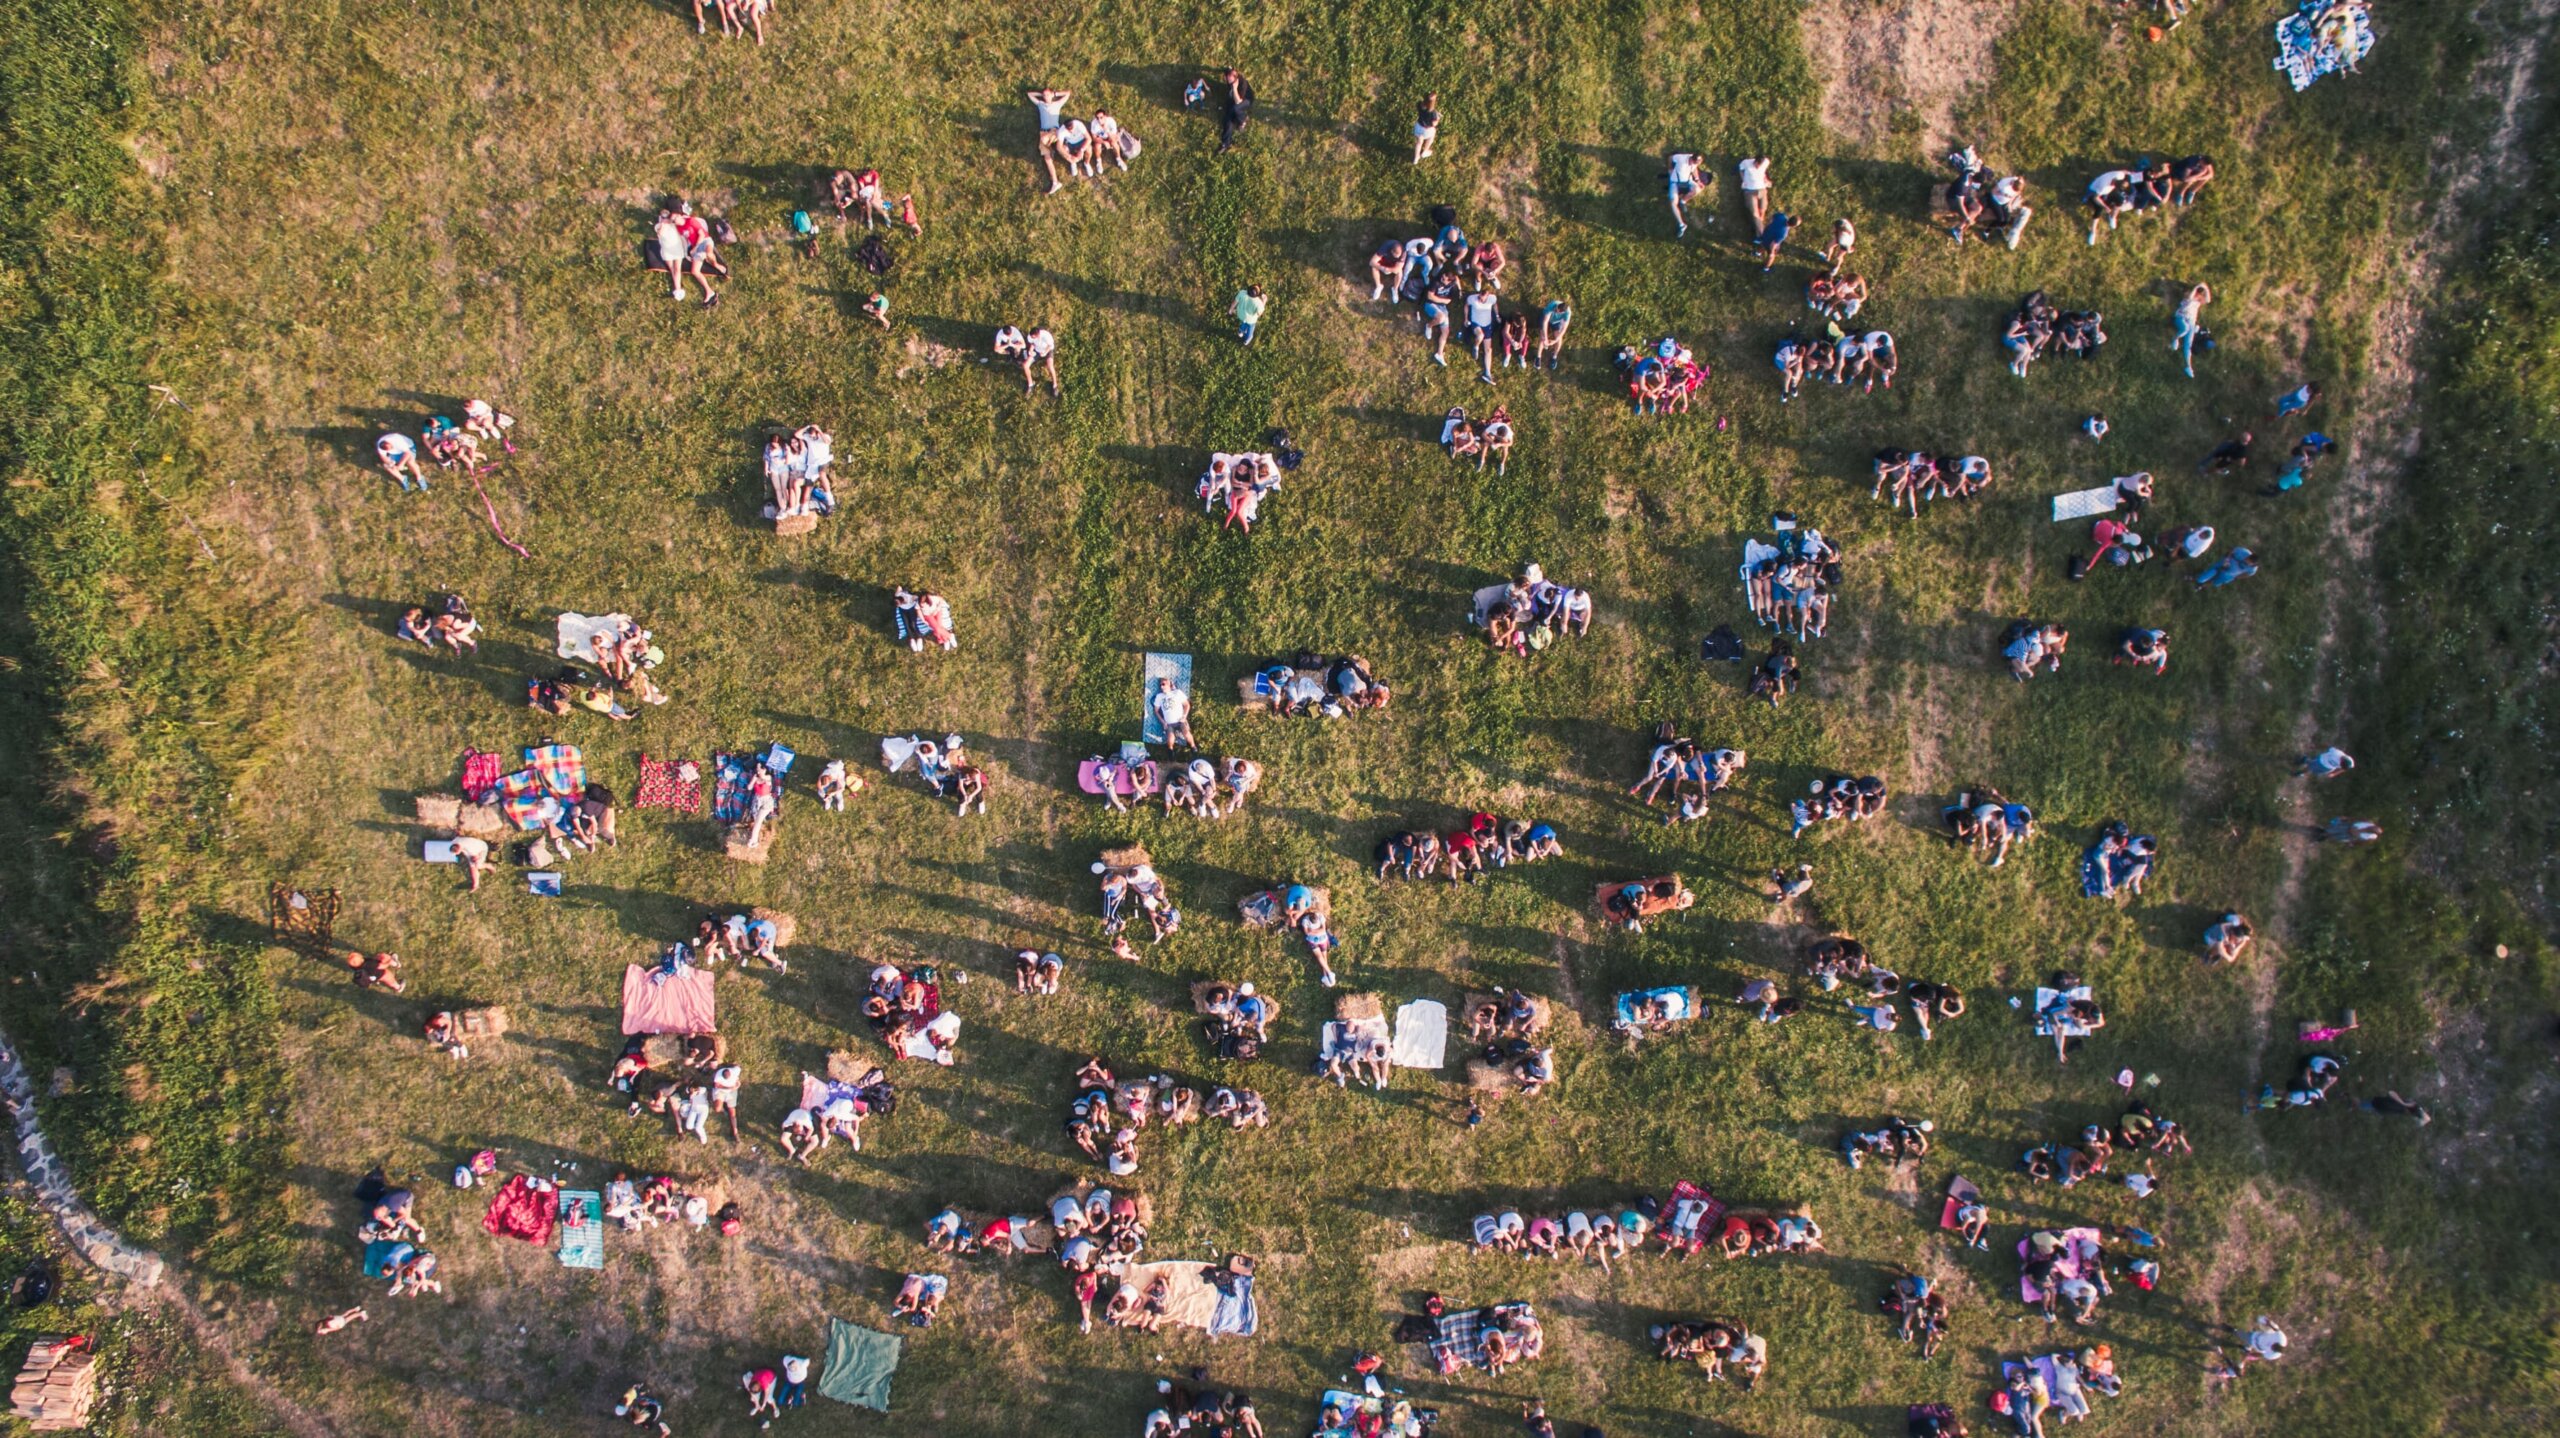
[1333,992,1384,1022]
[774,512,820,537]
[1190,980,1234,1014]
[455,803,508,839]
[722,824,773,863]
[824,1049,873,1083]
[1018,1218,1057,1254]
[455,1007,510,1039]
[1099,844,1152,869]
[1463,1059,1511,1091]
[1235,676,1273,712]
[414,793,462,830]
[641,1034,686,1067]
[749,907,797,947]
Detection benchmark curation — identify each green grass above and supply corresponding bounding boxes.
[3,0,2556,1433]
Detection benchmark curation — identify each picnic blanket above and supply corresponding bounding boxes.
[1390,1000,1448,1069]
[1120,1261,1224,1332]
[1141,652,1194,746]
[799,1070,886,1114]
[2274,0,2375,91]
[557,1189,603,1269]
[2050,484,2121,523]
[621,964,716,1035]
[712,753,757,823]
[1319,1014,1391,1062]
[634,754,703,810]
[2016,1227,2105,1303]
[481,1174,558,1245]
[460,749,504,803]
[361,1239,414,1279]
[1426,1303,1544,1373]
[1210,1272,1258,1337]
[522,743,585,799]
[555,611,632,662]
[1662,1179,1728,1250]
[500,789,566,831]
[1076,758,1160,798]
[2033,986,2096,1037]
[1614,986,1697,1026]
[896,1010,961,1065]
[1939,1175,1983,1230]
[818,1319,903,1412]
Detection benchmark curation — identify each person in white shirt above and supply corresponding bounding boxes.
[2085,168,2138,244]
[2295,745,2355,779]
[376,432,427,492]
[1464,288,1500,382]
[1991,174,2032,248]
[1666,151,1705,235]
[1737,155,1774,230]
[1151,677,1196,750]
[1022,326,1059,394]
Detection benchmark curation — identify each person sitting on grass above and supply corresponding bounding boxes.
[893,1272,948,1327]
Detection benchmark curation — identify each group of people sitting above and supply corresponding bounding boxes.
[2032,971,2111,1063]
[1651,1319,1772,1388]
[888,585,959,653]
[2023,1102,2193,1189]
[1367,212,1553,383]
[890,1272,949,1327]
[1629,732,1746,825]
[1806,940,1968,1040]
[1940,146,2033,249]
[1472,562,1595,656]
[1049,1186,1154,1319]
[1880,1270,1953,1359]
[1088,753,1264,818]
[601,1172,737,1234]
[648,200,733,306]
[1941,785,2038,867]
[760,424,838,521]
[863,962,961,1065]
[353,1172,444,1298]
[1790,772,1889,837]
[823,167,921,234]
[573,613,671,707]
[1096,856,1181,943]
[1468,1207,1643,1270]
[2079,820,2159,899]
[1373,812,1562,881]
[1613,336,1709,415]
[1805,268,1871,325]
[1195,980,1274,1061]
[1772,329,1897,400]
[1244,652,1392,718]
[1740,521,1841,639]
[1142,1382,1264,1438]
[2001,621,2071,682]
[1870,448,1993,515]
[1998,1345,2125,1436]
[1063,1059,1265,1177]
[1196,437,1303,532]
[1840,1116,1935,1170]
[396,592,483,654]
[2002,291,2107,378]
[1024,87,1143,194]
[2246,1050,2349,1114]
[990,323,1062,394]
[1437,405,1517,471]
[372,400,515,492]
[2084,154,2216,244]
[1599,875,1696,935]
[881,732,988,816]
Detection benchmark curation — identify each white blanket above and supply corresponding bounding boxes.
[555,611,634,661]
[1319,1015,1390,1061]
[2050,486,2119,523]
[1391,1000,1448,1069]
[899,1010,960,1065]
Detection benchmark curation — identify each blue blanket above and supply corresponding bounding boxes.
[712,753,755,823]
[1142,652,1193,744]
[1209,1272,1258,1336]
[2273,2,2375,92]
[1615,987,1694,1025]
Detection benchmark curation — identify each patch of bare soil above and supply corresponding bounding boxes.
[1800,0,2013,156]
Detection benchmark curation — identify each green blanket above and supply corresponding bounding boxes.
[818,1319,903,1411]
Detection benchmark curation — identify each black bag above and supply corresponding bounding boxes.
[854,234,894,275]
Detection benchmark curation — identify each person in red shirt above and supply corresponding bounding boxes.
[741,1367,778,1418]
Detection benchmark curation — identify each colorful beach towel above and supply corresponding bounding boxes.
[460,749,504,803]
[1141,651,1194,746]
[557,1189,603,1269]
[501,791,566,832]
[634,754,703,810]
[523,743,586,799]
[818,1320,904,1411]
[2273,0,2375,91]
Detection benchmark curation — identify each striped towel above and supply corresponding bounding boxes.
[557,1190,603,1269]
[460,749,504,803]
[524,743,586,799]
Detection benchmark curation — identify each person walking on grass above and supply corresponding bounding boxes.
[1232,285,1268,345]
[1028,86,1072,193]
[1753,210,1793,273]
[1413,92,1441,164]
[2171,283,2211,378]
[1216,68,1255,152]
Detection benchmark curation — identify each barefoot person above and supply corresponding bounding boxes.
[1412,92,1441,164]
[1027,86,1072,192]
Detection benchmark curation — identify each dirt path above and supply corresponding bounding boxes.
[2254,0,2557,1087]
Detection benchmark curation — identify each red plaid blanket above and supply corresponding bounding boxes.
[635,754,702,810]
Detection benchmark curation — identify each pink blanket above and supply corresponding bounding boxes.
[620,964,717,1035]
[1077,759,1159,798]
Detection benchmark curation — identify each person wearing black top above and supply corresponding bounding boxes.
[1217,68,1255,151]
[1413,92,1440,164]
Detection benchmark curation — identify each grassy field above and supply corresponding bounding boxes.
[4,0,2558,1433]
